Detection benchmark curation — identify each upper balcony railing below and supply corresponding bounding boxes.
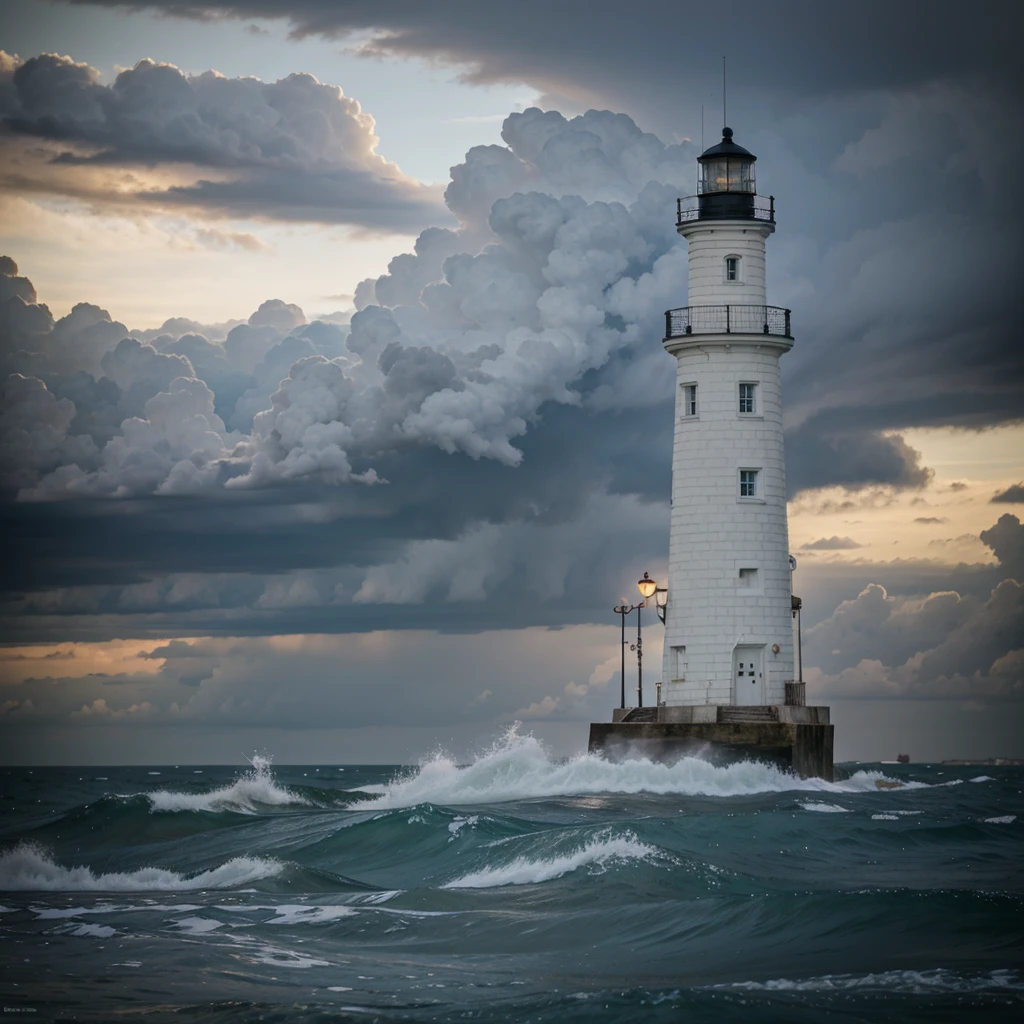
[676,194,775,225]
[666,304,792,340]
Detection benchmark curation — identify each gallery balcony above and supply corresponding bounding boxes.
[665,304,792,340]
[676,194,775,224]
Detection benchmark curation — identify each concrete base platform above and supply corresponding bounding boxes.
[588,719,834,781]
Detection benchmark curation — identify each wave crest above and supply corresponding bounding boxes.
[147,755,307,814]
[359,726,903,809]
[0,843,283,892]
[444,832,659,888]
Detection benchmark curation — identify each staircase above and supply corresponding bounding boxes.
[718,705,778,724]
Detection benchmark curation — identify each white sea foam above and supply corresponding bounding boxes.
[800,802,850,813]
[147,755,307,814]
[0,843,283,892]
[970,775,994,782]
[64,922,116,938]
[443,832,659,888]
[983,815,1016,824]
[448,814,479,837]
[872,814,899,820]
[358,726,911,809]
[265,904,356,925]
[714,968,1022,993]
[171,916,223,934]
[31,903,203,919]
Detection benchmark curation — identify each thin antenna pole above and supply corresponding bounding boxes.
[723,56,727,128]
[701,104,704,150]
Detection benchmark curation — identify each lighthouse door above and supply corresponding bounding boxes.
[732,645,765,705]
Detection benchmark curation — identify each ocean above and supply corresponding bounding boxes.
[1,729,1021,1022]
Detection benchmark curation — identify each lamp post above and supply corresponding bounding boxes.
[636,572,669,707]
[613,603,633,709]
[613,573,668,709]
[630,600,645,706]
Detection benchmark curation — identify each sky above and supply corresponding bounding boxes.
[0,0,1022,765]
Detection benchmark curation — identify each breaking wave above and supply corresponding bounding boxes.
[444,832,660,888]
[359,726,910,809]
[0,843,283,892]
[147,755,307,814]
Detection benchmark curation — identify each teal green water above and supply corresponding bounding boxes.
[1,732,1021,1022]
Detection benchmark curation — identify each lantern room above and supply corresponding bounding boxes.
[696,127,758,220]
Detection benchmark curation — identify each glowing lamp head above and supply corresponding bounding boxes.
[637,572,658,599]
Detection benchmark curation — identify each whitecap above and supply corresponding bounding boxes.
[443,832,660,888]
[147,755,306,814]
[970,775,994,783]
[448,814,479,837]
[800,802,850,813]
[983,815,1016,824]
[872,814,899,820]
[359,725,917,809]
[0,843,283,892]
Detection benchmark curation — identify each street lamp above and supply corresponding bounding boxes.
[639,571,668,623]
[637,571,658,599]
[614,573,668,709]
[635,572,669,707]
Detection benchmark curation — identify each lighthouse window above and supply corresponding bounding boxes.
[725,256,739,281]
[738,568,759,588]
[683,384,698,417]
[739,382,757,414]
[739,469,759,498]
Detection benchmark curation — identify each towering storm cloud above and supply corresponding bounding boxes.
[0,11,1021,757]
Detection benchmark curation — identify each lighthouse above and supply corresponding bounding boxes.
[589,128,833,779]
[662,127,793,707]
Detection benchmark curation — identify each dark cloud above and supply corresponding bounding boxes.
[59,2,1023,105]
[3,12,1024,650]
[804,515,1024,701]
[0,52,446,231]
[992,483,1024,504]
[980,514,1024,582]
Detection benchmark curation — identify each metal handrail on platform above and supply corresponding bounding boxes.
[665,304,792,339]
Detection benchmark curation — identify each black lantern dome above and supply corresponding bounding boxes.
[696,127,757,220]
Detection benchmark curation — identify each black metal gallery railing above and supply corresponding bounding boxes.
[676,194,775,224]
[665,304,792,339]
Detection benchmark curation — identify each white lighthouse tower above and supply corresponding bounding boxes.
[661,127,795,708]
[589,126,832,778]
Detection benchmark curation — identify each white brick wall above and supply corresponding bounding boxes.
[661,220,795,706]
[680,221,773,307]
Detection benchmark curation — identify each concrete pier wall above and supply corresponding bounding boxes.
[588,719,834,781]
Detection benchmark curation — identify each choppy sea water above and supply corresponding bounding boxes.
[1,730,1021,1023]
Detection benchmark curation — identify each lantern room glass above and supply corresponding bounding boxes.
[698,156,755,195]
